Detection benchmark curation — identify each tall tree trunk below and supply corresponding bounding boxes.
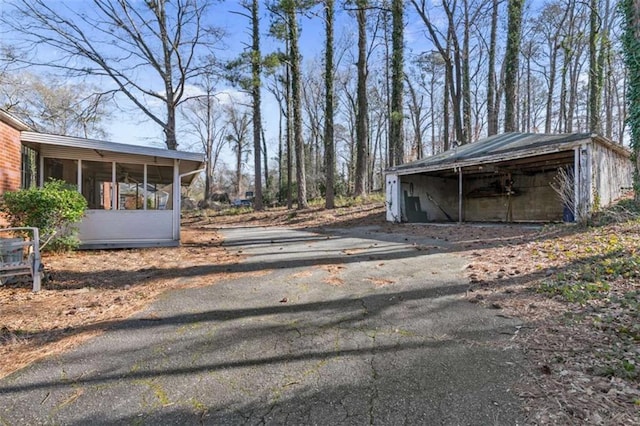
[600,0,612,139]
[544,3,572,133]
[287,3,308,208]
[285,40,293,209]
[621,0,640,203]
[261,125,269,195]
[504,0,524,133]
[443,58,450,151]
[158,0,178,150]
[389,0,404,166]
[251,0,263,210]
[406,77,423,159]
[487,0,499,136]
[461,0,471,144]
[443,6,464,144]
[604,49,613,139]
[545,47,560,133]
[588,0,599,133]
[429,72,436,154]
[324,0,336,209]
[383,5,392,171]
[236,142,243,198]
[559,46,569,132]
[277,97,283,202]
[354,2,368,198]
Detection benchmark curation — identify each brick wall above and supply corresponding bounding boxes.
[0,119,22,195]
[0,119,23,226]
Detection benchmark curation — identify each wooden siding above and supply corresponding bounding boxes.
[591,141,633,208]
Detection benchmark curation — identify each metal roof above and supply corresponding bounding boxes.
[388,132,628,175]
[20,131,204,163]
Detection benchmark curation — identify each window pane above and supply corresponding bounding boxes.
[146,165,173,210]
[82,160,113,210]
[43,158,77,186]
[116,163,145,210]
[21,146,38,189]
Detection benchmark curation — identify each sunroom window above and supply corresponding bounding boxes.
[146,165,173,210]
[43,158,78,186]
[82,160,113,209]
[42,158,174,210]
[116,163,145,210]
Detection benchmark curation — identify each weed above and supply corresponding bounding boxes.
[594,359,638,380]
[224,207,253,216]
[537,279,610,304]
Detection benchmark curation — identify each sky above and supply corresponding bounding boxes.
[105,1,358,169]
[0,1,445,170]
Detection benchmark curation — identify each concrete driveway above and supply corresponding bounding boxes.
[0,226,525,425]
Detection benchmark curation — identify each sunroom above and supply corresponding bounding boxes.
[20,132,203,249]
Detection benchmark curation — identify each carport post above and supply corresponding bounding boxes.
[458,166,463,224]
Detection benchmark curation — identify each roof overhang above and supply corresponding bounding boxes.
[387,133,631,177]
[20,131,205,182]
[392,143,582,176]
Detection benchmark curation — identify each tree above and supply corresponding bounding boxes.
[530,1,572,133]
[0,72,110,138]
[2,0,219,150]
[486,0,499,136]
[180,73,227,203]
[504,0,524,132]
[353,0,369,198]
[225,104,252,199]
[588,0,601,133]
[283,0,309,208]
[263,52,290,205]
[410,0,465,145]
[588,0,613,135]
[249,0,264,210]
[620,0,640,203]
[324,0,336,209]
[389,0,404,167]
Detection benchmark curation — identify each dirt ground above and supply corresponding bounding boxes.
[1,201,638,424]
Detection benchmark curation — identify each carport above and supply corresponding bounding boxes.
[385,133,632,223]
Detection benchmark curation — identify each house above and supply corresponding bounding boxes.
[0,110,204,248]
[385,133,633,224]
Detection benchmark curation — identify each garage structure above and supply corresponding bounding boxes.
[385,133,632,224]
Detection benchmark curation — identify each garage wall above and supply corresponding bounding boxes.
[591,142,633,208]
[463,171,564,222]
[400,174,458,222]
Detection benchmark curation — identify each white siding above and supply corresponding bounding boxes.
[77,210,174,246]
[385,174,401,222]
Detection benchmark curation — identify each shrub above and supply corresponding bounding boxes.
[0,179,87,251]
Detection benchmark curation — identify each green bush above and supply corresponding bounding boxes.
[0,179,87,251]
